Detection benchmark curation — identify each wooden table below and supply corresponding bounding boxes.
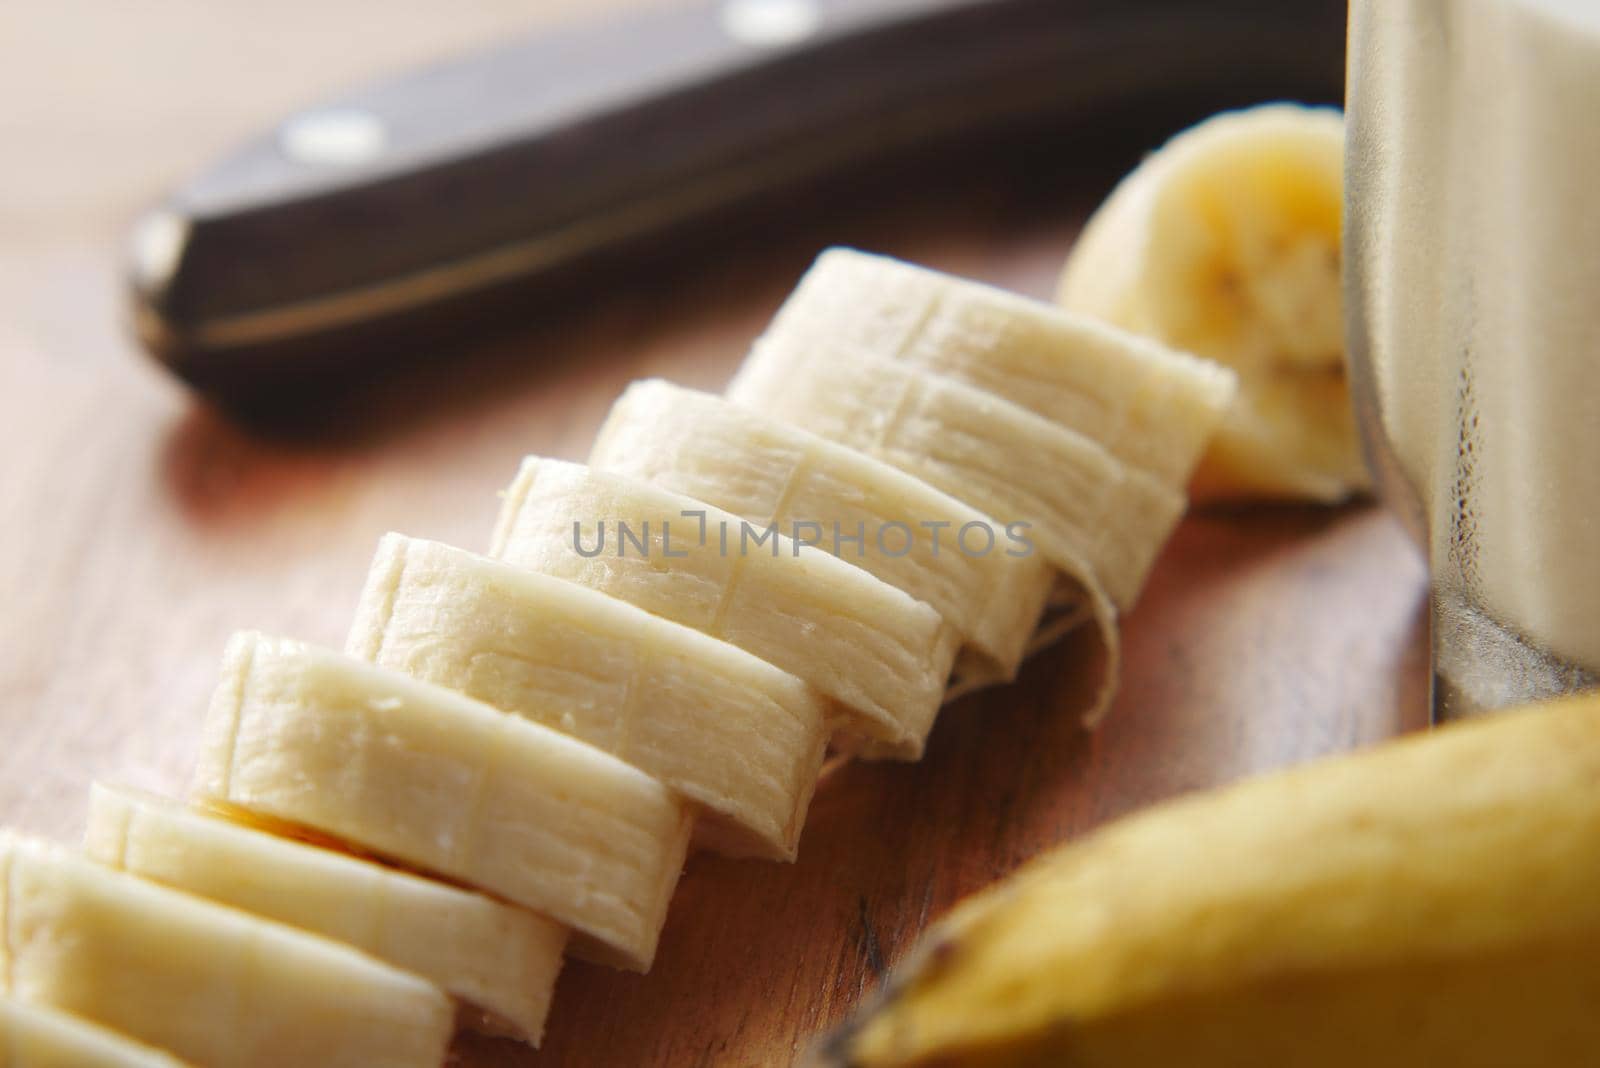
[0,3,1429,1064]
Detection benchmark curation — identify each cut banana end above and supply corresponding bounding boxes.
[588,379,1053,685]
[761,247,1237,489]
[727,339,1182,613]
[190,631,691,973]
[0,997,191,1068]
[347,533,829,861]
[490,458,960,760]
[83,784,566,1045]
[826,691,1600,1068]
[1058,104,1367,503]
[0,833,452,1068]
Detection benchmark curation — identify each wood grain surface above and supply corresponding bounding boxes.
[0,2,1429,1065]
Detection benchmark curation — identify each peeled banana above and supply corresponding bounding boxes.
[727,339,1182,612]
[82,783,566,1044]
[588,378,1054,683]
[348,532,829,861]
[759,248,1237,489]
[190,631,692,972]
[490,458,960,759]
[0,833,453,1068]
[826,691,1600,1068]
[1058,104,1365,503]
[0,233,1240,1058]
[0,997,190,1068]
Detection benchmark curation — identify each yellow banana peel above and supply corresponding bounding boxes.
[826,691,1600,1067]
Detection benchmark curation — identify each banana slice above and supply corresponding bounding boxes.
[1058,104,1365,503]
[190,632,692,972]
[727,339,1182,612]
[588,379,1053,684]
[82,784,566,1044]
[490,459,960,759]
[0,997,191,1068]
[760,248,1237,488]
[827,691,1600,1067]
[347,533,829,861]
[0,833,452,1068]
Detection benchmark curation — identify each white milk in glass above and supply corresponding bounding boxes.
[1346,0,1600,716]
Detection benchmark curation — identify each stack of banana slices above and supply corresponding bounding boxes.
[0,248,1235,1066]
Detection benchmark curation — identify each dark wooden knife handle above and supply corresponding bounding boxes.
[128,0,1346,390]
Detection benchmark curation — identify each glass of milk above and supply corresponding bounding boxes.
[1346,0,1600,720]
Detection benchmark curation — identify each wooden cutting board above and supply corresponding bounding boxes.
[0,2,1429,1064]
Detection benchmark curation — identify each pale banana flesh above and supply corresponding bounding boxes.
[0,833,453,1068]
[588,378,1054,683]
[0,997,191,1068]
[191,631,693,972]
[82,783,567,1044]
[490,457,961,759]
[724,348,1125,726]
[828,691,1600,1068]
[0,239,1235,1056]
[1058,104,1365,503]
[760,247,1237,490]
[347,532,829,860]
[727,338,1181,613]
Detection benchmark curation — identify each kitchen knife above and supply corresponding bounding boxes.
[127,0,1345,393]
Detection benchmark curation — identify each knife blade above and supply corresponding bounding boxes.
[127,0,1345,394]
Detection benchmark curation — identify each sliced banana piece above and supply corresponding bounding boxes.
[347,533,828,861]
[190,632,691,972]
[1058,104,1365,502]
[490,459,959,759]
[0,997,191,1068]
[0,833,452,1068]
[761,247,1237,488]
[82,784,565,1044]
[727,339,1182,612]
[588,379,1053,684]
